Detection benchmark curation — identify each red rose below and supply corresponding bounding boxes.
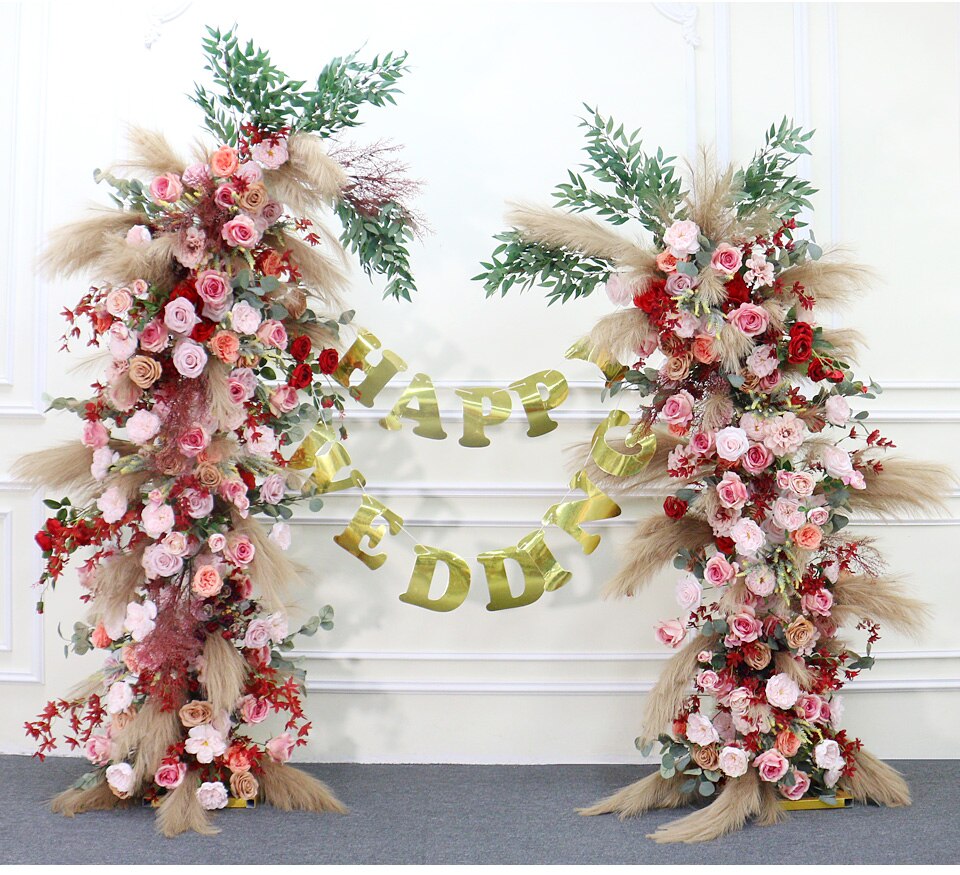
[672,718,688,738]
[827,367,845,383]
[34,531,53,552]
[290,335,312,362]
[168,279,201,308]
[663,496,688,519]
[191,321,217,343]
[288,362,313,389]
[238,467,256,491]
[807,357,829,382]
[723,273,751,306]
[317,348,340,375]
[715,536,735,555]
[321,396,335,409]
[787,322,814,364]
[45,518,63,535]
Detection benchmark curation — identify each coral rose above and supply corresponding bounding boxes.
[793,522,823,550]
[209,330,241,364]
[776,729,802,757]
[192,565,223,599]
[210,145,239,178]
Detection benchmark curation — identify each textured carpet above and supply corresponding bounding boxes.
[1,757,956,864]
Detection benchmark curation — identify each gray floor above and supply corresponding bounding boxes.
[1,756,956,864]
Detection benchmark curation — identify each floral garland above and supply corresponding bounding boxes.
[480,115,947,840]
[20,28,419,834]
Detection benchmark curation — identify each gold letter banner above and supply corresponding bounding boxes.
[293,330,656,610]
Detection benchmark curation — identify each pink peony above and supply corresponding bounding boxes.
[243,425,278,458]
[231,301,262,335]
[149,173,183,203]
[744,565,776,596]
[196,781,229,810]
[126,409,161,445]
[269,522,291,550]
[174,226,207,269]
[222,214,262,249]
[81,420,110,448]
[746,344,779,378]
[710,243,743,274]
[761,413,806,457]
[654,618,687,649]
[85,734,112,765]
[727,302,770,337]
[718,746,749,777]
[685,712,720,746]
[192,565,223,599]
[96,486,128,524]
[825,394,851,426]
[229,366,258,397]
[744,253,775,288]
[773,497,805,532]
[764,673,801,709]
[265,731,296,763]
[141,500,175,539]
[106,762,135,796]
[663,219,701,258]
[251,138,289,169]
[754,748,790,782]
[108,323,138,360]
[172,339,208,378]
[182,163,211,188]
[185,724,227,764]
[126,225,152,246]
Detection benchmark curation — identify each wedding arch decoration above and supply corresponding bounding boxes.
[478,111,954,842]
[16,28,420,836]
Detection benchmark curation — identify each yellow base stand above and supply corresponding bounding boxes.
[144,797,256,809]
[780,791,852,811]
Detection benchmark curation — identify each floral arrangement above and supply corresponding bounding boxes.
[17,28,419,836]
[479,114,951,842]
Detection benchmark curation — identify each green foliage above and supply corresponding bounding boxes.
[556,105,684,239]
[732,118,817,221]
[336,200,417,302]
[191,26,407,140]
[474,231,611,305]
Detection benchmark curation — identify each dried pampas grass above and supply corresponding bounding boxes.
[693,270,727,309]
[648,770,780,844]
[277,235,348,308]
[638,633,709,743]
[205,359,243,432]
[296,319,342,352]
[566,427,688,495]
[40,209,149,279]
[819,327,865,365]
[779,255,872,311]
[685,154,737,242]
[201,633,248,714]
[831,574,931,638]
[110,127,188,177]
[773,649,816,689]
[232,513,300,610]
[50,780,129,817]
[585,308,656,364]
[12,443,95,497]
[604,515,713,598]
[715,322,755,372]
[263,134,348,216]
[506,202,650,266]
[258,760,346,813]
[110,700,182,792]
[579,770,694,819]
[156,771,217,837]
[842,747,911,807]
[851,456,955,517]
[91,545,148,630]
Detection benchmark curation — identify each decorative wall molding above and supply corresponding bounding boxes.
[713,3,731,167]
[654,2,699,158]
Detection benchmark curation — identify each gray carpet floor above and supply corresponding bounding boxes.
[0,756,956,864]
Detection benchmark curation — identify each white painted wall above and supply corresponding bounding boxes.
[0,1,957,762]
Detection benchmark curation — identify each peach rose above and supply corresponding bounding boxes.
[743,641,772,671]
[692,334,719,364]
[127,355,162,389]
[225,744,256,773]
[662,353,693,381]
[237,182,268,213]
[692,744,719,771]
[656,251,678,273]
[784,616,816,650]
[192,565,223,599]
[179,700,214,728]
[775,729,802,758]
[793,523,823,550]
[230,770,259,801]
[210,145,239,178]
[91,623,113,649]
[209,330,241,364]
[196,462,223,490]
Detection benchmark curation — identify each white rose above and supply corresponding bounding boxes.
[105,762,135,796]
[764,672,801,709]
[824,766,843,788]
[196,781,229,810]
[715,427,750,462]
[718,746,749,777]
[825,395,851,427]
[106,681,134,714]
[685,712,720,746]
[814,738,844,770]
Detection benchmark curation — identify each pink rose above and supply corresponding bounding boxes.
[800,587,834,616]
[714,426,749,462]
[789,471,816,497]
[243,425,278,458]
[225,534,256,567]
[675,573,702,610]
[85,734,112,765]
[728,610,763,643]
[149,172,183,203]
[742,443,774,474]
[825,395,851,427]
[780,769,811,800]
[255,319,288,350]
[81,420,110,448]
[108,323,138,360]
[262,201,283,225]
[696,669,721,693]
[142,544,183,579]
[660,390,695,427]
[795,693,823,721]
[105,287,132,317]
[236,161,263,184]
[710,243,743,274]
[754,748,790,783]
[704,553,736,586]
[654,618,687,648]
[265,731,296,763]
[139,318,169,353]
[716,471,748,509]
[727,302,770,337]
[214,183,237,210]
[172,339,208,379]
[222,214,262,249]
[793,522,823,551]
[238,694,271,724]
[155,760,187,789]
[269,522,291,550]
[244,619,273,650]
[210,145,239,178]
[126,225,152,246]
[689,430,715,457]
[260,473,285,505]
[178,425,210,458]
[229,366,257,397]
[269,385,299,416]
[208,532,227,553]
[181,488,215,519]
[163,298,199,335]
[807,506,830,526]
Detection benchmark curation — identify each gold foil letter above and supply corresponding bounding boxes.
[508,370,569,438]
[380,373,447,440]
[332,330,407,408]
[542,470,621,554]
[333,496,404,570]
[289,423,366,493]
[455,387,512,448]
[589,410,657,477]
[398,545,471,611]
